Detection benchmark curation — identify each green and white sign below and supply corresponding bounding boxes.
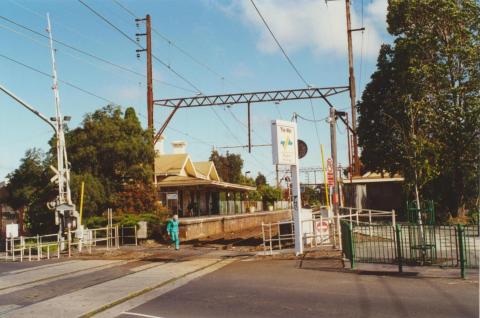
[271,120,298,165]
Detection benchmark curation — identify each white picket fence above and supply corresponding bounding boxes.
[3,224,139,262]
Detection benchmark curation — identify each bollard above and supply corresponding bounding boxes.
[20,237,24,262]
[11,237,15,262]
[348,222,355,269]
[261,222,266,253]
[68,228,72,258]
[57,234,60,259]
[269,224,273,254]
[115,225,120,248]
[278,223,282,250]
[457,224,465,279]
[134,226,138,246]
[37,234,41,260]
[395,224,403,273]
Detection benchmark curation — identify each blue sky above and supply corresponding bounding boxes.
[0,0,390,184]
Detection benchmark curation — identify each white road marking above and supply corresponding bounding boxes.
[122,312,165,318]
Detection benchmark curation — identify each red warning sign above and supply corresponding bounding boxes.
[327,158,334,186]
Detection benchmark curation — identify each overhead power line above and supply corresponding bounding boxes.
[0,53,116,104]
[77,0,201,93]
[109,0,272,174]
[111,0,234,86]
[111,0,276,145]
[249,0,309,87]
[0,15,194,93]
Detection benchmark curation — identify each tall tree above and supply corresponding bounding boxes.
[209,150,244,183]
[255,173,267,187]
[2,149,57,234]
[63,105,156,216]
[358,0,480,217]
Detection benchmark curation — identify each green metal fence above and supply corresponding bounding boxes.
[341,221,479,278]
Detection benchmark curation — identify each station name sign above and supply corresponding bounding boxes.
[271,120,298,166]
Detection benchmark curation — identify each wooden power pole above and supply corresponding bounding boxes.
[136,15,154,132]
[345,0,363,176]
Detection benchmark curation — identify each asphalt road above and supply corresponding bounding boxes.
[118,258,479,318]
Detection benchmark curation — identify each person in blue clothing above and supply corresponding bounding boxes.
[167,214,180,250]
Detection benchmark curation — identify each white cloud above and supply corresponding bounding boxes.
[366,0,388,27]
[212,0,388,59]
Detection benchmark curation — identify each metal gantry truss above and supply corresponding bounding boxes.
[153,86,350,146]
[154,86,349,108]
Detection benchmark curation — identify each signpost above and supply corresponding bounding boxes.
[6,224,19,239]
[272,120,303,255]
[327,158,334,186]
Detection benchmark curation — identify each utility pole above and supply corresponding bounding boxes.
[136,15,154,133]
[276,164,280,188]
[345,0,363,176]
[329,107,338,216]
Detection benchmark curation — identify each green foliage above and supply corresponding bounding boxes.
[84,215,108,228]
[64,105,154,185]
[64,105,156,218]
[357,1,480,217]
[71,173,107,216]
[255,173,267,186]
[257,184,281,206]
[3,106,160,235]
[112,183,159,215]
[209,150,244,183]
[2,149,57,234]
[84,212,167,239]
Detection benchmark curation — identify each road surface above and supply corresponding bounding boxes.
[0,247,478,318]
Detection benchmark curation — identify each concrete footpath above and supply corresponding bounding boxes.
[0,256,234,318]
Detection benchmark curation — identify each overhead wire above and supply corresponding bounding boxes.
[137,112,215,147]
[77,0,202,93]
[0,22,145,90]
[92,0,273,175]
[0,15,195,93]
[6,0,106,47]
[249,0,309,87]
[110,0,273,170]
[0,53,117,104]
[249,0,332,163]
[112,0,271,144]
[111,0,238,89]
